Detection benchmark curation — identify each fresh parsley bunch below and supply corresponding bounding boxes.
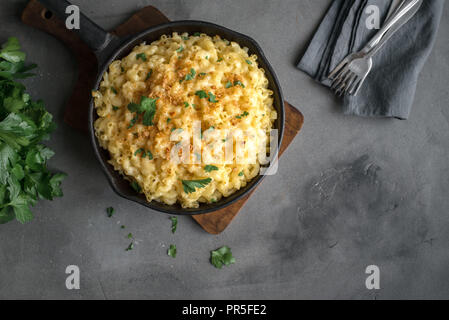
[0,37,66,224]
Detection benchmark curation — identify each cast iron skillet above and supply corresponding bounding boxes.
[40,0,285,215]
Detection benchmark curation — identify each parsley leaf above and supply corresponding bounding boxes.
[130,181,141,193]
[236,111,249,119]
[125,242,134,251]
[127,96,158,127]
[0,38,65,224]
[168,244,177,258]
[208,92,218,103]
[245,59,252,65]
[205,165,219,172]
[182,178,212,194]
[210,246,235,269]
[170,216,178,233]
[183,68,196,82]
[136,53,147,61]
[182,36,189,40]
[234,80,245,88]
[112,106,119,111]
[184,102,190,108]
[193,32,201,36]
[145,69,153,80]
[176,45,184,53]
[106,207,114,217]
[110,87,117,94]
[238,171,244,176]
[195,90,208,99]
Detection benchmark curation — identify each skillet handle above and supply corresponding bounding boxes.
[37,0,115,54]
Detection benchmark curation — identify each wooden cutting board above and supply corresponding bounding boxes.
[21,0,304,234]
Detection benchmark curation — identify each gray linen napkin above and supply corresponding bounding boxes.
[298,0,445,119]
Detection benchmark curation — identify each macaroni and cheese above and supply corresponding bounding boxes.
[93,33,276,208]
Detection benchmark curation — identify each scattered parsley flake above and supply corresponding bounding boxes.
[238,171,244,176]
[234,80,245,88]
[210,246,235,269]
[145,69,153,80]
[131,181,141,193]
[176,45,184,53]
[193,32,201,36]
[136,53,147,61]
[167,118,171,123]
[184,102,190,108]
[208,92,218,103]
[225,81,232,89]
[245,59,252,65]
[182,178,212,194]
[168,244,177,258]
[127,96,158,126]
[112,106,119,111]
[125,242,134,251]
[110,87,117,94]
[205,165,219,172]
[134,148,145,156]
[195,90,208,99]
[182,36,189,40]
[106,207,114,217]
[127,233,133,239]
[217,58,223,62]
[170,216,178,234]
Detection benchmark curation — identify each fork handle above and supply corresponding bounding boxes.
[363,0,423,57]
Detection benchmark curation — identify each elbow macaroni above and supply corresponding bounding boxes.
[93,33,276,208]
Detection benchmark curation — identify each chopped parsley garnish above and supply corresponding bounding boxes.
[193,32,201,36]
[182,36,189,40]
[199,72,207,77]
[245,59,252,65]
[127,233,133,239]
[238,171,244,176]
[208,92,218,103]
[192,104,197,109]
[205,165,219,172]
[167,118,171,123]
[234,80,245,88]
[236,111,249,119]
[225,81,232,89]
[176,45,184,53]
[125,242,134,251]
[134,148,153,160]
[110,87,117,94]
[134,148,145,156]
[180,68,196,83]
[195,90,208,99]
[136,53,147,61]
[106,207,114,217]
[112,106,119,111]
[168,244,177,258]
[184,102,190,108]
[121,225,125,229]
[145,69,153,80]
[210,246,235,269]
[182,178,212,194]
[130,181,141,193]
[205,56,209,59]
[128,115,138,129]
[217,58,223,62]
[127,96,158,126]
[211,198,217,203]
[170,216,178,234]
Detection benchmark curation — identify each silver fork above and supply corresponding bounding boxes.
[328,0,423,97]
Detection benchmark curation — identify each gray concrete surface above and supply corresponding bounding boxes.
[1,0,448,300]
